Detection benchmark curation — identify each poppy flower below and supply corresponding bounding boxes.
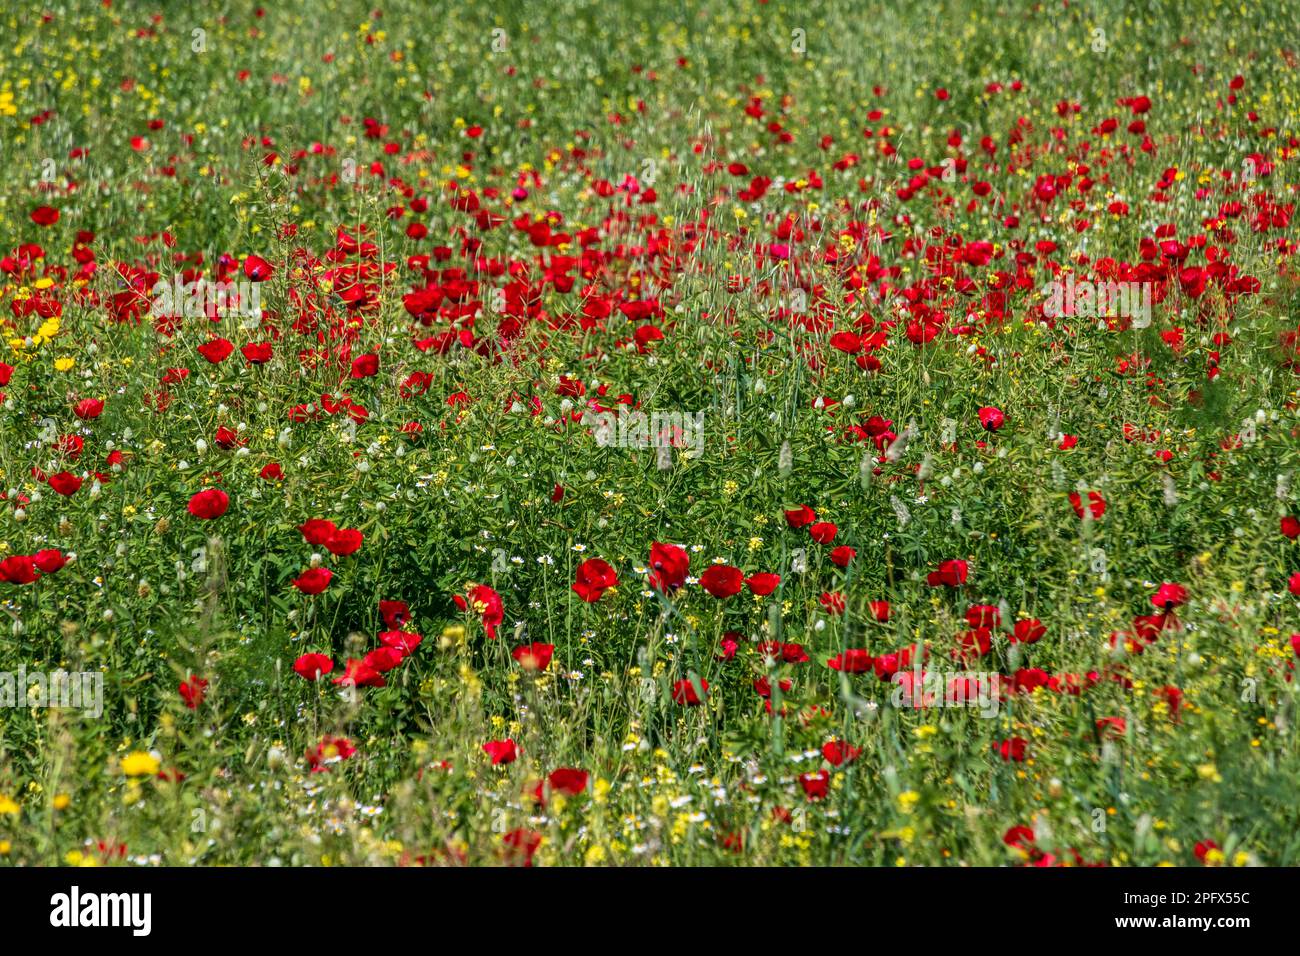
[332,658,384,688]
[867,600,891,622]
[379,630,422,654]
[671,677,708,705]
[827,649,873,672]
[243,254,273,281]
[350,353,379,379]
[364,646,405,673]
[699,564,744,598]
[758,641,809,664]
[305,735,356,772]
[799,770,830,801]
[300,518,337,545]
[956,627,993,659]
[483,739,518,765]
[1069,491,1106,520]
[198,338,234,363]
[784,504,816,528]
[0,556,39,585]
[965,604,1000,629]
[547,767,589,796]
[47,471,83,496]
[512,642,554,671]
[745,572,781,595]
[260,462,284,481]
[1282,516,1300,540]
[242,342,273,364]
[379,600,410,628]
[977,406,1005,431]
[819,591,846,615]
[453,583,504,640]
[325,527,363,557]
[187,488,229,519]
[293,653,334,681]
[822,740,861,767]
[73,398,104,420]
[30,205,59,226]
[647,541,689,592]
[1150,582,1187,610]
[292,567,333,595]
[32,549,66,574]
[572,557,619,602]
[926,559,968,587]
[994,737,1028,761]
[1290,572,1300,597]
[502,829,542,867]
[1011,618,1046,644]
[829,546,856,567]
[808,521,838,544]
[179,675,208,710]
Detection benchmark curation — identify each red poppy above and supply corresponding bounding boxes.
[1011,618,1046,644]
[0,556,39,585]
[699,564,744,598]
[1069,491,1107,520]
[784,504,816,528]
[179,675,208,710]
[293,653,334,681]
[350,353,380,379]
[483,739,518,765]
[31,205,59,226]
[977,406,1005,431]
[799,770,830,801]
[822,740,861,766]
[502,829,542,867]
[512,642,554,671]
[73,398,104,419]
[198,338,234,363]
[243,254,273,281]
[292,567,333,595]
[547,767,589,796]
[745,572,781,595]
[380,600,410,628]
[1283,516,1300,540]
[572,557,619,602]
[994,737,1028,761]
[453,584,502,639]
[332,658,384,688]
[379,630,423,654]
[808,521,838,544]
[829,546,856,567]
[33,549,66,574]
[965,604,1000,629]
[1150,582,1187,610]
[324,527,363,556]
[647,541,689,592]
[300,518,337,545]
[827,649,873,672]
[926,559,968,587]
[47,471,83,496]
[187,488,229,519]
[671,677,708,705]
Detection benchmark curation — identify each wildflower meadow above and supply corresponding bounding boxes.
[1,0,1299,887]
